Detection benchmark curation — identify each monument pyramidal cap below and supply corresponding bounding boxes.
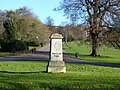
[51,33,63,39]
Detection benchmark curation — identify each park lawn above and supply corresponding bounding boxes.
[28,46,39,50]
[0,51,32,57]
[0,52,16,57]
[0,46,37,57]
[0,61,120,90]
[63,42,120,64]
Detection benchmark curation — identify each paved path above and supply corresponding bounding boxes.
[0,44,120,68]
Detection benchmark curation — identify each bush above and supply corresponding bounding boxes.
[63,35,75,42]
[26,41,39,46]
[1,39,28,52]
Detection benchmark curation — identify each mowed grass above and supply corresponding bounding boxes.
[63,42,120,64]
[0,52,16,57]
[0,61,120,90]
[29,46,38,50]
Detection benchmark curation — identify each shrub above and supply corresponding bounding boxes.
[26,41,39,46]
[1,39,28,52]
[63,35,75,42]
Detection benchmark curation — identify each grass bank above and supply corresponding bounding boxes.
[0,46,38,57]
[63,42,120,64]
[0,61,120,90]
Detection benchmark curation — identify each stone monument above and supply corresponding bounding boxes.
[47,33,66,73]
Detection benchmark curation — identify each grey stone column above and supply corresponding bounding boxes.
[47,33,66,73]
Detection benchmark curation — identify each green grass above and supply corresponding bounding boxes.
[0,51,32,57]
[29,46,38,50]
[0,61,120,90]
[0,46,37,57]
[0,52,17,57]
[63,42,120,64]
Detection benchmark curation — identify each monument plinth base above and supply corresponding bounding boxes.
[47,61,66,73]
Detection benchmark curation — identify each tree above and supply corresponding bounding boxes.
[3,18,16,40]
[0,7,51,51]
[59,23,86,43]
[60,22,70,43]
[5,7,51,45]
[56,0,120,56]
[5,7,38,41]
[45,16,54,26]
[0,11,6,40]
[106,13,120,48]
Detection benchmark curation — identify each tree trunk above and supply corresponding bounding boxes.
[90,32,100,56]
[65,34,67,43]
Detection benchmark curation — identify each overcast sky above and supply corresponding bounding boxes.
[0,0,70,26]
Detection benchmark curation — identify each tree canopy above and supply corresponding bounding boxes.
[0,7,51,45]
[56,0,120,56]
[45,16,54,26]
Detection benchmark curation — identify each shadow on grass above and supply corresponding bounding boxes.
[41,71,47,73]
[33,51,49,54]
[66,52,113,58]
[0,71,40,74]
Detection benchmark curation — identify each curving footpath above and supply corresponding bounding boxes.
[0,44,120,68]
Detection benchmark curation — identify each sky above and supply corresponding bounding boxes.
[0,0,70,26]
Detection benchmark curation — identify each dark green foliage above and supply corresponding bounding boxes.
[63,35,75,42]
[67,35,75,42]
[3,19,16,40]
[26,41,39,46]
[1,39,28,52]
